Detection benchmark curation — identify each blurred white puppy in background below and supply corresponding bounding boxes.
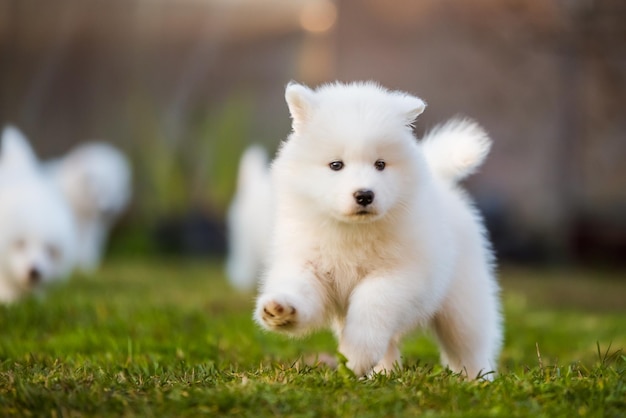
[47,142,131,273]
[226,145,273,291]
[0,126,77,303]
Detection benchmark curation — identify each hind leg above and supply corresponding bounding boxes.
[432,270,502,380]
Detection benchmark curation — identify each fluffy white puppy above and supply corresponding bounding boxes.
[0,126,77,303]
[47,142,131,272]
[226,145,273,291]
[254,82,502,379]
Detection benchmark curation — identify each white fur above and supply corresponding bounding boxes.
[254,82,502,379]
[226,145,273,291]
[422,118,492,183]
[0,125,39,176]
[47,142,131,272]
[0,126,77,303]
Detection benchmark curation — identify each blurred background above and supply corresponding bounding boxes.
[1,0,625,267]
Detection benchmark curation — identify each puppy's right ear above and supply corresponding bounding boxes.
[285,82,315,133]
[397,94,426,128]
[1,125,38,172]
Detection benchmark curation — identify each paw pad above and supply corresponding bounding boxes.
[261,300,297,329]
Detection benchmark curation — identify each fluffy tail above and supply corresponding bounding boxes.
[421,118,492,183]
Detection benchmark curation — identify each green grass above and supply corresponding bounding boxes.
[0,261,624,417]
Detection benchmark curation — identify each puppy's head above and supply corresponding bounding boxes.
[0,179,77,294]
[5,235,65,290]
[276,81,426,223]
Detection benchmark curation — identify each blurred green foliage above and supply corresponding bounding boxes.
[108,92,257,256]
[127,93,254,221]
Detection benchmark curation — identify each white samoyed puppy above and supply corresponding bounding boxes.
[226,145,273,291]
[254,81,502,379]
[0,126,77,303]
[46,142,131,273]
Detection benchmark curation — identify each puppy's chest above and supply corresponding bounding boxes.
[310,234,393,307]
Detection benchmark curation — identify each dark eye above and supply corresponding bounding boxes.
[329,161,344,171]
[374,160,386,171]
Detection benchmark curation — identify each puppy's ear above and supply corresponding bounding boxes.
[397,94,426,127]
[1,125,38,172]
[285,82,315,133]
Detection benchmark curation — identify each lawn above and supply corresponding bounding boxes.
[0,260,624,417]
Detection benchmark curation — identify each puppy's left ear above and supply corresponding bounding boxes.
[397,94,426,127]
[285,82,316,133]
[1,125,39,172]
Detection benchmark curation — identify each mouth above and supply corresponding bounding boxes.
[341,208,379,223]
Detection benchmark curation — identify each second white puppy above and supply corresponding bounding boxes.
[226,145,273,291]
[254,82,502,379]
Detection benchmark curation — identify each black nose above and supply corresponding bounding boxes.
[28,267,41,284]
[354,189,375,207]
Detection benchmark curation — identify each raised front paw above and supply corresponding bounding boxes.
[258,298,297,330]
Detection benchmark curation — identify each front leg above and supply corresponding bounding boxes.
[372,338,402,374]
[338,274,429,376]
[254,263,327,336]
